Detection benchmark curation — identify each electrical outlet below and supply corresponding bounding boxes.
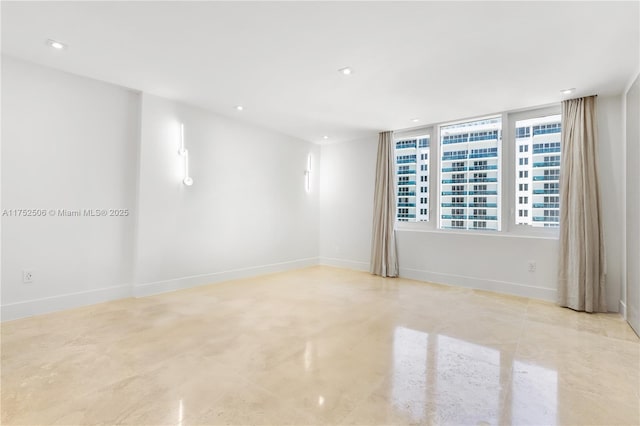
[527,261,536,273]
[23,270,33,283]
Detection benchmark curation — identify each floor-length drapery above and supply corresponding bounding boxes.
[558,95,607,312]
[370,131,399,277]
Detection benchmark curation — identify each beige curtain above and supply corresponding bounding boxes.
[370,131,399,277]
[558,96,607,312]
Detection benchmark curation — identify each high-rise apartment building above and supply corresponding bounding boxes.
[439,117,501,231]
[515,114,562,227]
[395,136,430,222]
[394,114,561,230]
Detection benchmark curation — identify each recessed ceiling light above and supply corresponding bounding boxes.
[235,105,244,111]
[338,67,353,76]
[323,135,329,140]
[411,118,420,123]
[46,39,67,50]
[560,88,575,95]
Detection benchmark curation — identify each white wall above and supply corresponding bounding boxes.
[319,136,377,271]
[320,97,627,307]
[625,73,640,333]
[1,56,140,320]
[597,95,625,311]
[1,58,320,320]
[134,94,319,296]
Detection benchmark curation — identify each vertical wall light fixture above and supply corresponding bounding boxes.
[305,153,312,192]
[178,123,193,186]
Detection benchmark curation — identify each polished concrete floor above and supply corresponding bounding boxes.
[2,266,639,425]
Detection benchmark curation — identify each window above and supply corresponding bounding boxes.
[394,107,561,235]
[514,114,561,227]
[439,116,501,231]
[395,135,430,222]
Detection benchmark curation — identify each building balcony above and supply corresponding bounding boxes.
[468,190,498,195]
[468,153,498,159]
[468,215,498,220]
[468,203,497,208]
[533,127,561,136]
[442,167,468,172]
[469,165,498,171]
[442,179,467,184]
[441,215,467,220]
[396,143,417,149]
[533,161,560,168]
[398,214,416,219]
[442,155,468,161]
[533,147,561,155]
[397,159,417,164]
[398,181,416,185]
[441,203,467,207]
[441,191,468,195]
[533,176,559,181]
[532,203,560,208]
[533,189,559,194]
[397,170,416,175]
[398,192,416,196]
[469,178,498,183]
[533,216,560,222]
[397,203,416,207]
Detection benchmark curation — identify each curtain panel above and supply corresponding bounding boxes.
[557,95,607,312]
[370,131,399,278]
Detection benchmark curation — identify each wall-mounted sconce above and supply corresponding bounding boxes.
[305,154,312,193]
[178,123,193,186]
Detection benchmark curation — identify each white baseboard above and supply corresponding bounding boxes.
[619,300,627,319]
[1,284,132,322]
[399,267,557,302]
[318,257,369,272]
[133,257,320,297]
[2,258,320,321]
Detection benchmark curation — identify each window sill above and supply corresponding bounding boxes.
[394,223,560,241]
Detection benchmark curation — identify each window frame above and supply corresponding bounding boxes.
[393,127,436,230]
[394,104,561,239]
[506,105,561,237]
[437,114,503,232]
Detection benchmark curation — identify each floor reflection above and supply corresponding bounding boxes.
[511,360,558,425]
[392,326,429,422]
[435,334,501,424]
[391,327,559,425]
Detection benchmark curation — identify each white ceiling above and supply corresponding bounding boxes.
[2,1,638,144]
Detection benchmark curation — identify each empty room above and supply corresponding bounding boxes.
[1,1,639,425]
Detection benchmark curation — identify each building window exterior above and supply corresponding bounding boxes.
[439,117,501,231]
[394,107,561,235]
[395,136,430,222]
[515,114,561,227]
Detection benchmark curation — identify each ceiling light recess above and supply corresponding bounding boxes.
[560,88,575,95]
[235,105,244,111]
[338,67,353,76]
[46,39,67,50]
